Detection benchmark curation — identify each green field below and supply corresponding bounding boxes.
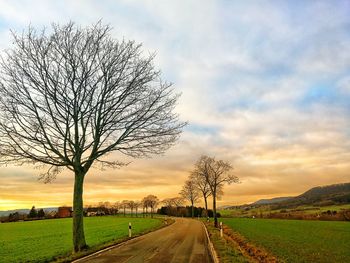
[0,216,162,263]
[219,203,350,218]
[221,218,350,263]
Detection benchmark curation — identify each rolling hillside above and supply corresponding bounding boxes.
[245,182,350,209]
[272,182,350,208]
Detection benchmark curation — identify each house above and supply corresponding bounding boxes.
[57,206,72,218]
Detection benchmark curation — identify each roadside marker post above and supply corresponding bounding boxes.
[128,222,132,237]
[220,222,223,238]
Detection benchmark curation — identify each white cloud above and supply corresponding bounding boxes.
[1,0,350,208]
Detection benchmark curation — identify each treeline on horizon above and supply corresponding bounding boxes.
[157,205,220,218]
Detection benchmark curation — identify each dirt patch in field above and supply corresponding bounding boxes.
[222,225,280,263]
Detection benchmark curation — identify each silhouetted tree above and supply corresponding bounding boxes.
[8,212,20,222]
[142,195,159,218]
[180,180,200,218]
[121,200,129,216]
[134,201,141,217]
[37,209,45,218]
[195,156,239,227]
[28,206,37,218]
[128,200,136,217]
[162,197,184,207]
[191,170,211,216]
[113,201,120,215]
[0,22,185,252]
[162,197,184,216]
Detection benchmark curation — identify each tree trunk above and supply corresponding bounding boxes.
[204,195,208,217]
[191,201,194,218]
[73,172,87,252]
[213,193,218,227]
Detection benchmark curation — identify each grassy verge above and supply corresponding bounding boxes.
[221,218,350,263]
[0,216,168,263]
[204,222,249,263]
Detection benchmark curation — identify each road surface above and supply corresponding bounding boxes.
[77,218,213,263]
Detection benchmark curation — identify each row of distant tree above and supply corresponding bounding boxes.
[157,206,219,218]
[28,206,45,218]
[2,206,50,223]
[88,195,160,217]
[179,155,239,227]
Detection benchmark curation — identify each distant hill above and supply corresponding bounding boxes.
[282,182,350,207]
[267,182,350,208]
[299,183,350,199]
[0,207,58,217]
[222,182,350,210]
[252,196,293,205]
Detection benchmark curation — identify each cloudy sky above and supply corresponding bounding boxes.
[0,0,350,210]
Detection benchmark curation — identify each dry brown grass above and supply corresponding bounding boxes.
[222,225,281,263]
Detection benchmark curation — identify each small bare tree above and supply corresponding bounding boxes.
[196,156,239,227]
[128,200,136,217]
[141,196,149,217]
[190,171,211,217]
[162,197,183,216]
[134,200,141,217]
[113,201,121,215]
[142,195,159,218]
[0,22,185,252]
[121,200,129,217]
[180,179,200,218]
[162,197,183,207]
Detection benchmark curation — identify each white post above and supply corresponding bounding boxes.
[128,222,132,237]
[220,222,223,238]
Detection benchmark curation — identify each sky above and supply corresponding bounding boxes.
[0,0,350,210]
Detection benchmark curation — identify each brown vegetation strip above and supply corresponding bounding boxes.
[222,225,280,263]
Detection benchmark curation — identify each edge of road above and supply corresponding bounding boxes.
[71,217,174,263]
[202,221,220,263]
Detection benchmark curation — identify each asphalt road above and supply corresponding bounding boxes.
[77,218,213,263]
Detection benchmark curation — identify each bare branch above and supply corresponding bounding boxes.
[0,22,186,181]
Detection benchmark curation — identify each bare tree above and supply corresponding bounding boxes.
[162,197,183,216]
[121,200,129,217]
[196,156,239,227]
[141,196,149,217]
[134,200,141,217]
[162,197,183,207]
[180,179,200,218]
[128,200,135,217]
[113,201,121,216]
[0,22,185,252]
[190,170,211,217]
[142,195,159,218]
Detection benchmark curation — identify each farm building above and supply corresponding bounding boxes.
[57,207,72,218]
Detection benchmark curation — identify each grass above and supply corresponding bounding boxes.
[204,222,249,263]
[219,203,350,218]
[221,218,350,263]
[0,216,163,263]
